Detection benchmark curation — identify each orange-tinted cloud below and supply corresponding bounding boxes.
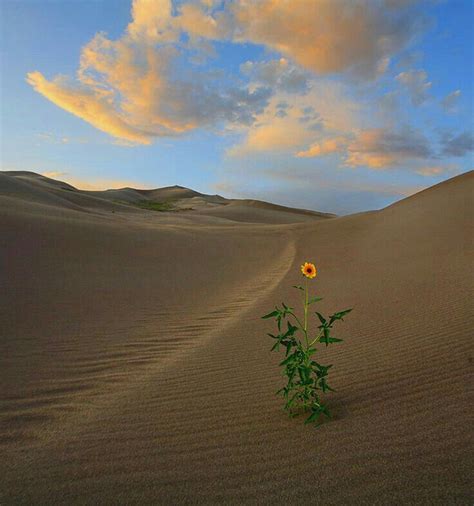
[296,137,348,158]
[27,71,154,145]
[28,23,270,144]
[181,0,421,79]
[415,165,458,176]
[228,84,361,157]
[26,0,423,148]
[127,0,177,42]
[42,171,153,190]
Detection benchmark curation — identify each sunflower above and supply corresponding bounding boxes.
[301,262,317,279]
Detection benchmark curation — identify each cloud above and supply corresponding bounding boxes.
[441,89,461,112]
[27,3,271,145]
[415,165,458,176]
[241,58,309,93]
[176,2,231,40]
[27,0,428,147]
[293,126,434,169]
[42,171,68,179]
[227,83,361,157]
[345,127,432,168]
[127,0,177,43]
[296,136,348,158]
[77,30,271,131]
[441,131,474,157]
[395,69,432,105]
[27,71,156,145]
[377,91,400,116]
[42,171,153,190]
[172,0,423,80]
[226,0,423,80]
[36,132,71,145]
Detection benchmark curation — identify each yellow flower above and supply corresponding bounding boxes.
[301,262,317,279]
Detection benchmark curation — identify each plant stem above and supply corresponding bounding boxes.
[288,311,304,330]
[309,329,324,347]
[304,277,309,348]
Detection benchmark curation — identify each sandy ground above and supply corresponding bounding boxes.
[1,171,473,504]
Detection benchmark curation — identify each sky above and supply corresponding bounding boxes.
[0,0,473,214]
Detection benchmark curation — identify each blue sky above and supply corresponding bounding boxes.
[1,0,472,214]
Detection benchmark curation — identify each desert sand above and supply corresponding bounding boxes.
[1,170,473,504]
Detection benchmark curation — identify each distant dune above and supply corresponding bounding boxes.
[0,171,334,224]
[1,170,473,504]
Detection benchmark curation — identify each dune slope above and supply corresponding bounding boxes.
[0,171,472,504]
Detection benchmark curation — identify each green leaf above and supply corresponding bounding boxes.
[319,378,328,392]
[304,409,321,424]
[262,310,279,319]
[319,327,330,346]
[288,369,297,383]
[315,312,327,325]
[297,367,305,383]
[285,321,299,337]
[329,308,352,324]
[308,296,323,305]
[279,354,296,366]
[271,341,280,352]
[314,363,332,374]
[321,404,332,418]
[287,391,300,407]
[293,285,304,291]
[326,337,344,344]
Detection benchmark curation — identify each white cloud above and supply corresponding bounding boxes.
[441,89,461,112]
[395,69,432,105]
[345,127,432,168]
[441,131,474,157]
[241,58,310,94]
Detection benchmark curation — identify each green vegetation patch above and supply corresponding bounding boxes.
[134,200,175,212]
[114,199,175,212]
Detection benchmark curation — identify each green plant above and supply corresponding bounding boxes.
[262,261,352,426]
[113,200,176,212]
[134,200,175,212]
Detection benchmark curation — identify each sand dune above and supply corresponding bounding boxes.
[1,171,331,224]
[1,170,473,504]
